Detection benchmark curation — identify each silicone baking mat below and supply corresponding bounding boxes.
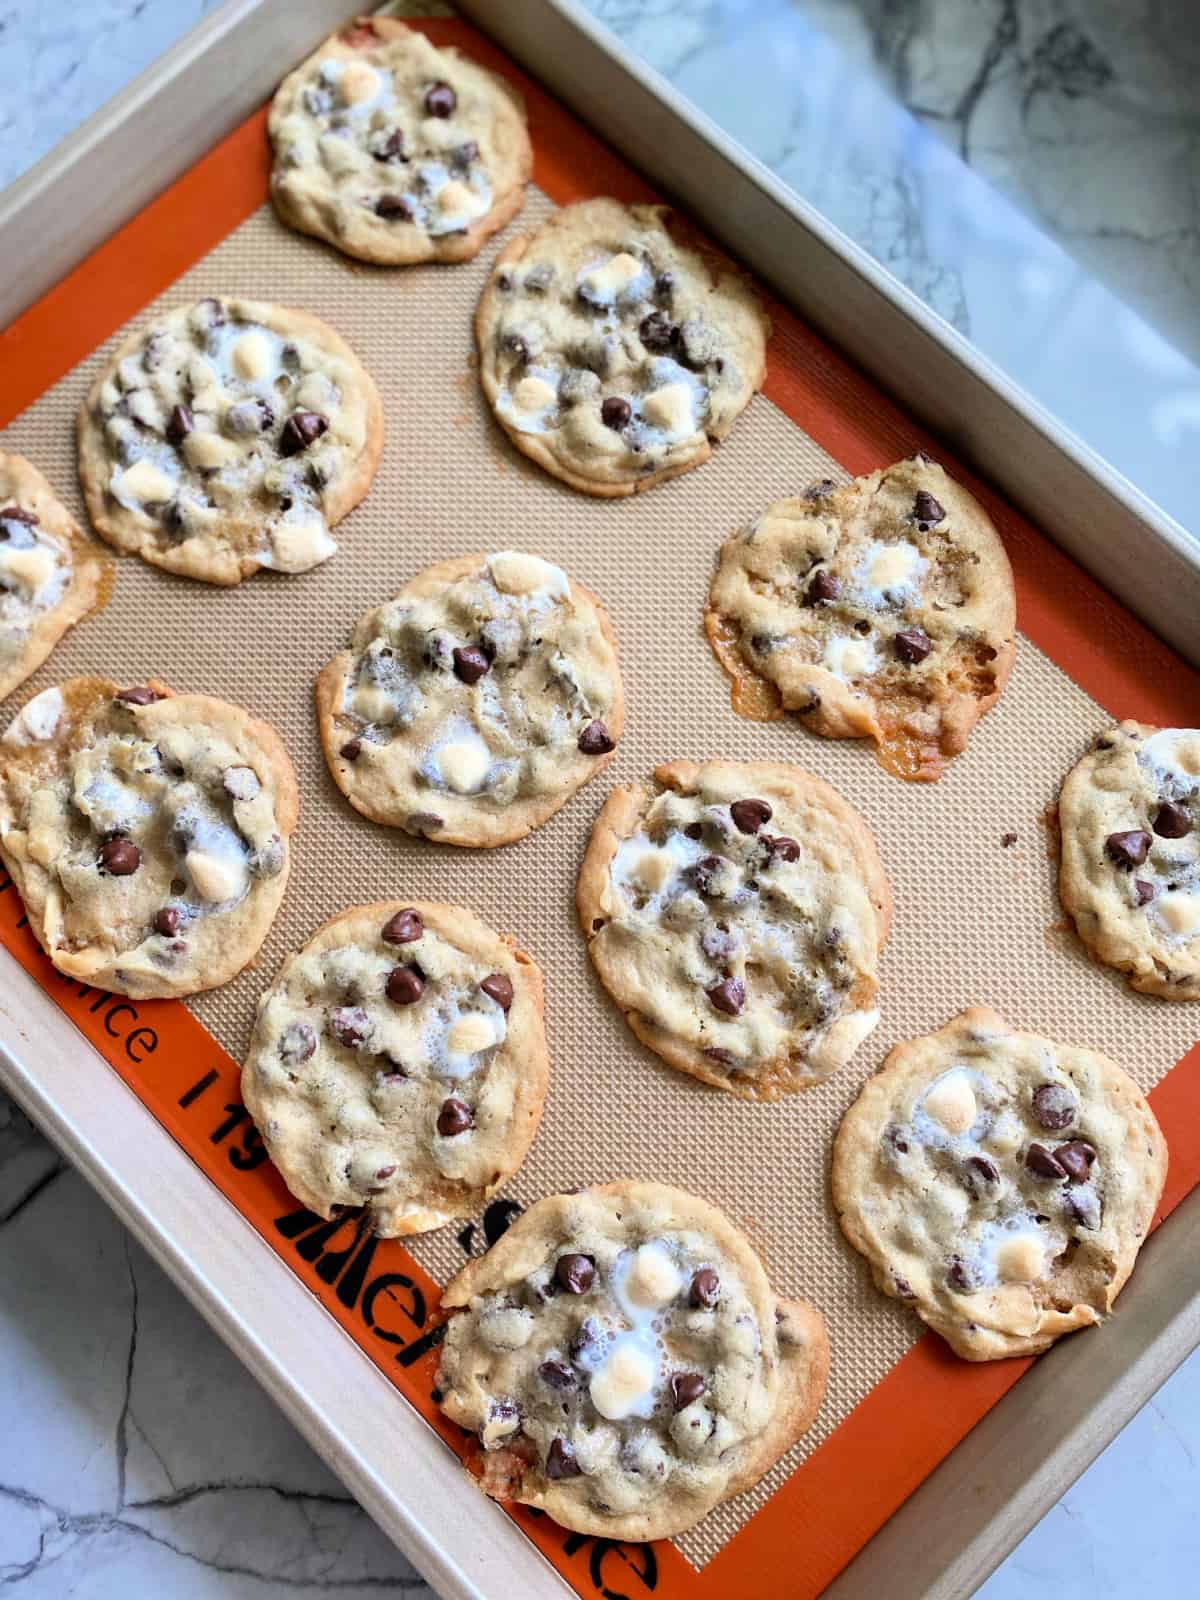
[2,15,1200,1598]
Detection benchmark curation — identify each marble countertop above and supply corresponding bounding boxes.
[2,2,1199,1597]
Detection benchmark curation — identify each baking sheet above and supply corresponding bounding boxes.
[1,15,1198,1593]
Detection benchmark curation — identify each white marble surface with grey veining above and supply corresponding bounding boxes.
[2,2,1200,1598]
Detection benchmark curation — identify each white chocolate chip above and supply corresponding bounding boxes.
[867,543,921,590]
[633,849,675,893]
[580,252,642,301]
[486,550,569,599]
[3,687,64,745]
[113,459,174,503]
[589,1340,657,1421]
[351,684,397,725]
[624,1243,683,1309]
[478,1305,533,1351]
[512,376,556,414]
[25,789,65,867]
[446,1015,496,1056]
[436,179,473,217]
[995,1234,1045,1283]
[186,848,247,903]
[823,635,878,680]
[338,61,379,105]
[183,432,238,471]
[923,1071,977,1135]
[641,383,694,435]
[230,331,272,381]
[1158,891,1200,938]
[437,738,490,793]
[0,544,57,594]
[268,519,336,573]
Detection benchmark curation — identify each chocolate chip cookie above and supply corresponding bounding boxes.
[78,297,383,584]
[316,550,623,847]
[242,901,548,1237]
[436,1180,828,1540]
[1058,723,1200,999]
[269,18,531,265]
[476,198,769,497]
[832,1007,1167,1361]
[0,677,298,998]
[706,456,1016,780]
[577,760,891,1099]
[0,452,112,702]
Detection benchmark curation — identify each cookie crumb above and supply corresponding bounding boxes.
[1001,831,1017,848]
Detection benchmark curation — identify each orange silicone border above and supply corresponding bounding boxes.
[2,18,1199,1600]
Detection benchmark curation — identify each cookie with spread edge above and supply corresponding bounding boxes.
[0,452,113,701]
[242,901,548,1237]
[706,456,1016,780]
[316,550,624,848]
[1058,722,1200,1000]
[78,296,383,585]
[476,198,769,498]
[0,676,298,999]
[577,760,891,1099]
[269,19,531,266]
[437,1180,828,1540]
[832,1007,1167,1361]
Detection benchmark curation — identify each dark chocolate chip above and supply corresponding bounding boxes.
[386,966,425,1005]
[546,1438,580,1479]
[330,1006,371,1048]
[639,311,676,351]
[690,1267,720,1308]
[893,1274,916,1299]
[116,685,162,705]
[1066,1188,1101,1230]
[375,193,412,221]
[804,569,840,606]
[692,856,726,898]
[340,738,363,762]
[1026,1142,1067,1180]
[654,271,674,300]
[963,1154,1000,1195]
[802,478,835,501]
[730,797,772,834]
[425,81,456,117]
[764,835,800,864]
[452,645,491,684]
[437,1097,474,1136]
[554,1253,595,1294]
[578,720,615,755]
[279,411,328,456]
[0,506,37,529]
[539,1360,576,1391]
[946,1256,976,1293]
[382,908,424,945]
[684,822,704,840]
[1105,829,1151,869]
[166,404,194,445]
[894,627,932,664]
[451,139,479,167]
[600,395,632,430]
[884,1123,910,1158]
[225,398,275,435]
[481,973,514,1011]
[913,490,945,527]
[1153,800,1191,838]
[1054,1140,1096,1182]
[1032,1083,1078,1132]
[700,925,737,964]
[407,811,445,835]
[669,1372,706,1411]
[153,906,181,937]
[99,837,141,876]
[706,977,745,1016]
[1134,879,1157,906]
[278,1021,316,1066]
[372,129,406,162]
[702,1047,735,1067]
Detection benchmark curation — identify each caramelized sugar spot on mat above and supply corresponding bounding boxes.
[705,455,1017,781]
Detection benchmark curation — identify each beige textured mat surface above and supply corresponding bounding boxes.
[2,190,1194,1567]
